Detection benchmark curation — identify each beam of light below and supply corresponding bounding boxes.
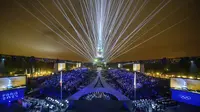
[16,0,188,63]
[108,17,189,62]
[54,0,95,58]
[83,0,99,54]
[103,0,127,52]
[79,0,97,54]
[98,0,128,58]
[82,0,119,58]
[53,0,95,59]
[29,1,85,52]
[69,0,99,58]
[20,0,92,61]
[94,0,104,57]
[29,0,92,60]
[105,0,168,59]
[18,19,84,57]
[103,0,135,53]
[33,27,92,61]
[35,0,91,55]
[81,0,123,58]
[16,0,93,61]
[106,6,182,62]
[95,0,114,58]
[99,0,112,49]
[62,0,96,55]
[105,0,172,61]
[104,0,148,55]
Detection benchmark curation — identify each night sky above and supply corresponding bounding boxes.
[0,0,200,62]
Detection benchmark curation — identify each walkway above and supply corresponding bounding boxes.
[67,71,130,101]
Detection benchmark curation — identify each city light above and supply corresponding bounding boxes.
[182,76,187,78]
[26,74,31,77]
[126,69,130,71]
[189,76,193,79]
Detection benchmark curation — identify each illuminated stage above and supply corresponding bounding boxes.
[68,72,129,100]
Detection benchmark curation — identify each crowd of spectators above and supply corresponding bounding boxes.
[132,99,163,112]
[103,69,170,100]
[21,97,69,112]
[79,92,118,100]
[155,97,178,109]
[132,98,178,112]
[28,68,96,99]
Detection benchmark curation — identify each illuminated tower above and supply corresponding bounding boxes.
[96,7,103,59]
[94,32,104,66]
[97,48,103,58]
[94,44,104,66]
[93,0,105,67]
[94,40,104,66]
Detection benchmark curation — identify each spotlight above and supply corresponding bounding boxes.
[94,59,98,63]
[65,100,69,103]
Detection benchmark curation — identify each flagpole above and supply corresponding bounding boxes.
[134,72,137,100]
[60,71,63,100]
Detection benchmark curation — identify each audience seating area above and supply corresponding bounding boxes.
[21,97,69,112]
[79,92,118,100]
[132,98,178,112]
[20,68,179,112]
[28,68,96,99]
[103,69,169,100]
